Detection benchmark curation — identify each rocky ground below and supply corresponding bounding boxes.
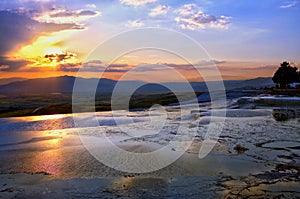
[0,98,299,198]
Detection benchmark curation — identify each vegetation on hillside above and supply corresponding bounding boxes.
[0,92,201,118]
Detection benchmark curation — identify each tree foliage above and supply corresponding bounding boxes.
[272,61,300,88]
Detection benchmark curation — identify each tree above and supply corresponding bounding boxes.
[272,61,299,88]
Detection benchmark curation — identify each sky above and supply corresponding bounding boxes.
[0,0,299,82]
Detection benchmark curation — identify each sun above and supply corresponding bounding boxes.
[44,48,64,55]
[13,31,81,69]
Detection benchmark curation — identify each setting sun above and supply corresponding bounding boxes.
[44,48,64,55]
[12,30,81,69]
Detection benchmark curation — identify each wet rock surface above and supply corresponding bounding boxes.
[0,97,300,198]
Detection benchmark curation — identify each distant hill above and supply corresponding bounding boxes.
[191,77,273,92]
[0,76,123,94]
[0,77,28,85]
[0,76,274,94]
[0,76,171,94]
[229,77,274,90]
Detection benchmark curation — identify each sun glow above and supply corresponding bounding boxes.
[44,48,64,55]
[16,34,62,58]
[13,31,81,69]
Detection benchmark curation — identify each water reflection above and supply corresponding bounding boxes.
[0,114,75,133]
[28,141,63,176]
[30,114,66,121]
[40,130,65,147]
[0,112,72,177]
[25,117,66,176]
[109,177,169,198]
[1,114,68,123]
[0,128,77,177]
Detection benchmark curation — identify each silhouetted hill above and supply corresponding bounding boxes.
[0,76,274,94]
[0,76,170,94]
[230,77,274,90]
[191,77,273,92]
[0,76,88,93]
[0,77,28,85]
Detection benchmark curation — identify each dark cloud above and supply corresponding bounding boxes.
[128,64,171,72]
[81,60,106,72]
[0,10,82,56]
[106,69,127,72]
[106,64,130,72]
[57,62,103,72]
[44,51,77,62]
[164,60,226,71]
[38,21,84,30]
[82,60,103,67]
[57,61,130,73]
[78,10,99,16]
[57,63,81,72]
[0,65,9,71]
[49,9,99,18]
[194,14,217,24]
[0,56,31,71]
[0,10,36,55]
[82,63,129,72]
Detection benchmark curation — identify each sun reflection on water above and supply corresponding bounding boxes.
[3,114,71,124]
[28,114,66,121]
[12,116,72,176]
[109,177,169,197]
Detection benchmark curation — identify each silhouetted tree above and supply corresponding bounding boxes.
[272,61,299,88]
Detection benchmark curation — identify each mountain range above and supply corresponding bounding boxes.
[0,77,28,86]
[0,76,274,94]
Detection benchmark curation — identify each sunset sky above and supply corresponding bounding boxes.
[0,0,299,82]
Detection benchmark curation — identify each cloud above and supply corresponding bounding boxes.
[0,65,10,71]
[280,1,298,8]
[245,65,276,71]
[233,65,277,72]
[175,4,231,30]
[49,9,99,18]
[125,20,144,27]
[34,8,101,24]
[128,61,226,72]
[94,61,227,73]
[163,61,225,71]
[163,63,195,71]
[57,60,130,73]
[120,0,157,6]
[176,4,197,16]
[57,63,81,72]
[44,51,77,62]
[0,56,31,71]
[195,60,226,66]
[149,5,170,17]
[107,64,130,72]
[0,10,85,56]
[82,60,103,67]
